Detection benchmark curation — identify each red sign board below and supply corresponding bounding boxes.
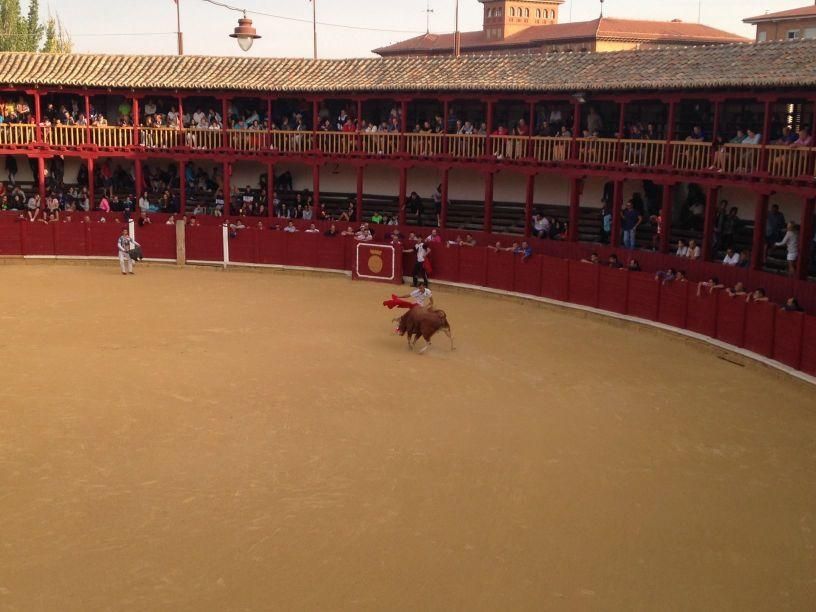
[353,243,399,284]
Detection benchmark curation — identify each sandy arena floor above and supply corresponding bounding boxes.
[0,262,814,611]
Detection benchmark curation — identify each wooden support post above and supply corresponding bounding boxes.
[524,173,535,238]
[570,101,581,159]
[659,183,673,253]
[398,166,407,225]
[267,161,274,218]
[568,177,581,242]
[701,186,719,261]
[179,159,186,215]
[356,164,364,223]
[797,197,814,280]
[440,168,450,229]
[223,161,231,217]
[664,99,676,166]
[33,91,42,142]
[312,164,321,218]
[132,97,140,147]
[134,158,143,201]
[759,98,773,173]
[751,192,769,270]
[483,171,494,233]
[37,157,46,202]
[610,179,623,248]
[175,219,186,266]
[87,157,95,210]
[84,95,92,144]
[399,99,408,155]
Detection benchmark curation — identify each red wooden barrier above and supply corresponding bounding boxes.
[686,290,719,338]
[133,223,175,260]
[513,255,542,296]
[228,228,258,264]
[627,273,660,321]
[0,221,22,255]
[186,225,223,262]
[432,246,460,283]
[486,250,515,292]
[801,316,816,377]
[716,292,747,348]
[568,261,599,308]
[597,267,629,314]
[540,256,569,302]
[87,223,122,257]
[316,236,346,270]
[657,281,689,329]
[54,222,87,257]
[743,301,776,358]
[257,230,286,265]
[286,232,320,268]
[24,222,55,256]
[458,247,487,287]
[773,310,804,369]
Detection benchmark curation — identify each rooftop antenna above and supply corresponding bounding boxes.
[425,0,434,34]
[600,0,604,18]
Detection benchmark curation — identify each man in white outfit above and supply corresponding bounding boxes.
[117,228,140,275]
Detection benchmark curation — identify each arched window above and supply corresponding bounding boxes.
[536,9,541,18]
[496,8,502,17]
[525,8,530,17]
[510,7,515,17]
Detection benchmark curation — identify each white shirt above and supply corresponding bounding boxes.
[685,246,700,259]
[283,226,297,233]
[415,243,428,263]
[138,197,150,213]
[723,252,740,265]
[676,246,688,258]
[533,217,550,233]
[410,288,432,307]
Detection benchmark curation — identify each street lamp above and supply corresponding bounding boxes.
[230,12,261,52]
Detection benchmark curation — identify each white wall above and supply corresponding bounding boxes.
[363,166,399,196]
[534,174,570,205]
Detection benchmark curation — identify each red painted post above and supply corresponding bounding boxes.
[659,183,673,253]
[797,197,814,280]
[177,95,184,147]
[356,164,364,223]
[701,186,719,261]
[221,97,230,147]
[759,98,773,173]
[610,179,623,248]
[312,163,321,218]
[440,167,449,229]
[570,101,581,159]
[179,159,187,215]
[312,99,319,151]
[567,177,581,242]
[710,99,722,167]
[751,192,769,270]
[664,99,676,166]
[486,99,495,156]
[33,90,42,142]
[399,99,408,155]
[132,97,140,147]
[37,157,46,202]
[134,158,143,201]
[87,157,95,210]
[524,172,535,237]
[84,95,91,145]
[356,97,364,152]
[223,161,231,217]
[398,166,407,225]
[483,171,494,233]
[267,161,274,218]
[616,101,627,164]
[442,99,450,156]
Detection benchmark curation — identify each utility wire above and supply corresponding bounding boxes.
[198,0,425,35]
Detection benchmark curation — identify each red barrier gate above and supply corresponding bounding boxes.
[743,301,776,358]
[658,281,689,329]
[773,310,805,369]
[716,292,747,348]
[626,274,660,321]
[686,290,719,338]
[598,267,629,314]
[568,261,599,308]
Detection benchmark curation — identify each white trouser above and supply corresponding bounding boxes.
[119,252,133,273]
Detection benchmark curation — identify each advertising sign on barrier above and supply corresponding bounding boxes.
[353,243,399,284]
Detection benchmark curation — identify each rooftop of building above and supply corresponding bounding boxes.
[0,38,813,95]
[374,16,748,55]
[744,3,816,24]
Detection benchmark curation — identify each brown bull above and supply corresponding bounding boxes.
[397,307,453,353]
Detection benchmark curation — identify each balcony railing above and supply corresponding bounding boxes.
[0,123,813,182]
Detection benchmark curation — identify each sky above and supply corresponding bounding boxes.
[32,0,811,58]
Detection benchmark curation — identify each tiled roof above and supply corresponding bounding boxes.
[744,4,816,24]
[0,40,814,95]
[374,17,747,55]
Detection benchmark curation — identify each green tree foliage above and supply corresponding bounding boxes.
[0,0,70,53]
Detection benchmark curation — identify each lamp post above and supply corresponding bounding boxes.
[175,0,183,55]
[230,12,261,52]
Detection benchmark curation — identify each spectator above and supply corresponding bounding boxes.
[324,224,338,237]
[685,239,701,260]
[782,297,804,312]
[165,214,176,225]
[696,277,723,295]
[726,282,747,297]
[532,213,550,239]
[747,289,769,303]
[138,193,150,215]
[621,200,642,249]
[655,268,677,284]
[764,204,786,259]
[737,250,751,269]
[283,221,298,233]
[675,239,688,258]
[425,229,442,245]
[720,207,740,250]
[305,223,319,234]
[581,252,600,264]
[600,207,612,244]
[627,259,641,272]
[775,221,799,277]
[676,270,688,282]
[340,226,355,237]
[514,241,533,262]
[371,211,383,224]
[488,241,512,252]
[722,248,740,266]
[607,254,623,269]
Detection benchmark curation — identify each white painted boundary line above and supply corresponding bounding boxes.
[418,277,816,387]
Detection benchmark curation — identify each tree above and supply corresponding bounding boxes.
[0,0,70,53]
